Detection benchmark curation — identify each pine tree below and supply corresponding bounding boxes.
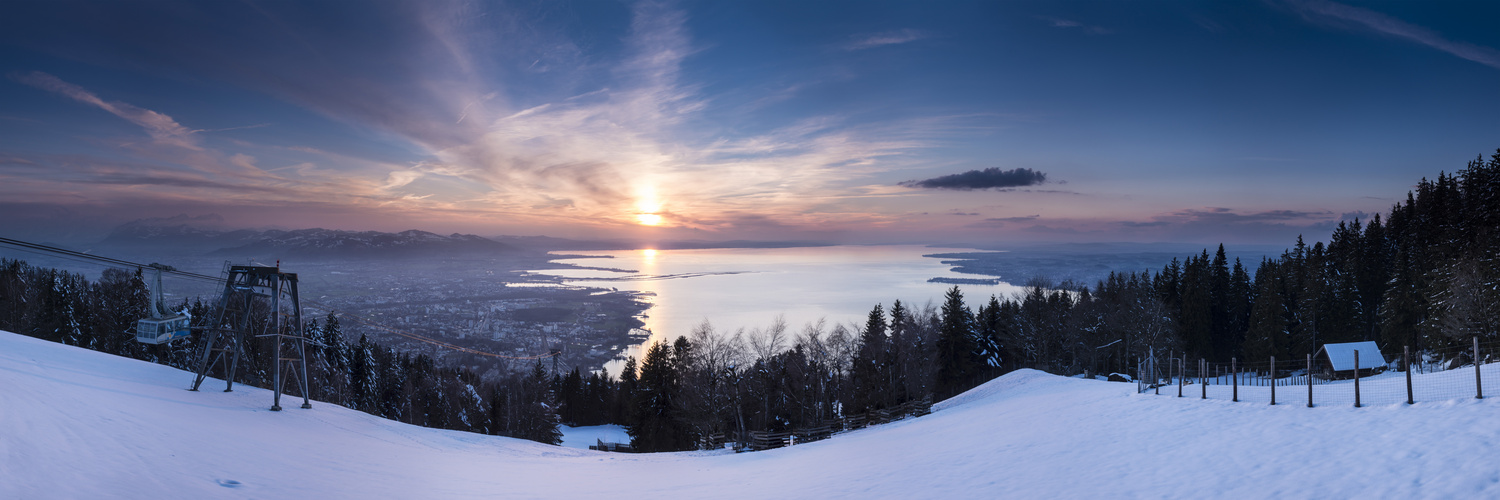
[1178,253,1213,360]
[975,295,1004,368]
[615,356,638,425]
[629,339,693,452]
[849,304,886,412]
[511,358,562,445]
[935,286,979,399]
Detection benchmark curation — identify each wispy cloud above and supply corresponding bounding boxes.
[401,2,932,233]
[12,71,201,150]
[1038,17,1113,35]
[0,1,953,237]
[844,29,926,51]
[1289,0,1500,70]
[967,214,1040,228]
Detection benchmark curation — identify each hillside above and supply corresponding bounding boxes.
[3,330,1497,498]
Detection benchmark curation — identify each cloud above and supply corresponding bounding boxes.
[383,170,424,190]
[967,214,1040,228]
[1105,207,1345,244]
[900,167,1048,190]
[1038,16,1113,35]
[122,213,227,228]
[1023,224,1084,234]
[1288,0,1500,70]
[1150,208,1334,225]
[844,29,926,51]
[12,71,201,150]
[0,1,957,236]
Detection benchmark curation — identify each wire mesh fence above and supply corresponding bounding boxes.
[1137,337,1498,407]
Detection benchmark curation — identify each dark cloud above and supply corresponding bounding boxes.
[77,172,285,194]
[966,214,1039,229]
[1113,207,1345,245]
[1152,208,1333,225]
[900,167,1048,191]
[127,213,226,227]
[1023,224,1085,234]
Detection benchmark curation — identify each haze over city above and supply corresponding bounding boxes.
[3,0,1498,246]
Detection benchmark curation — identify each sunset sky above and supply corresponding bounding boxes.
[2,0,1498,246]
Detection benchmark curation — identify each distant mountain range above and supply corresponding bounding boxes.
[99,221,522,259]
[210,229,520,258]
[493,235,834,251]
[98,220,263,251]
[94,216,837,259]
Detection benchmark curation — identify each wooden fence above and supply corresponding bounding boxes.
[591,394,938,453]
[745,395,934,451]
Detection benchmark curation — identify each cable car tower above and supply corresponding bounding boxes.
[135,264,192,344]
[190,265,312,411]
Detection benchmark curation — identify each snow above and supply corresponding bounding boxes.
[5,329,1500,498]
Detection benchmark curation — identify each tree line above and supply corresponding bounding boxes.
[3,148,1497,452]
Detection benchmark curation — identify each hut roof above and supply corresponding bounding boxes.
[1319,341,1387,371]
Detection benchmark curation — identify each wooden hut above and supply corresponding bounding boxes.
[1315,341,1387,379]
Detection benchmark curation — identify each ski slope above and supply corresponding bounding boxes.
[3,330,1498,499]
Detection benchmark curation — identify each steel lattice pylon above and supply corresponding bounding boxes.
[190,265,312,411]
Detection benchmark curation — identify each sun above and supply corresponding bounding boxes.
[636,213,663,226]
[635,190,664,226]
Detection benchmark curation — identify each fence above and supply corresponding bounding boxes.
[742,395,934,451]
[1137,337,1498,407]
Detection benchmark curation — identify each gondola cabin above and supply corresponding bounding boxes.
[136,314,191,344]
[133,264,192,344]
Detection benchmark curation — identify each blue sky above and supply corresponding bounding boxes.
[2,0,1498,246]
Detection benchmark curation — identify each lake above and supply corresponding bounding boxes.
[529,245,1026,371]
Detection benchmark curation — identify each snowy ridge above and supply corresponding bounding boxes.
[4,330,1499,498]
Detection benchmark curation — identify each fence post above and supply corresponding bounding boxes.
[1201,358,1207,400]
[1232,357,1238,402]
[1405,345,1413,405]
[1476,337,1484,400]
[1354,350,1361,408]
[1307,353,1313,408]
[1154,349,1160,395]
[1178,358,1184,397]
[1270,355,1276,406]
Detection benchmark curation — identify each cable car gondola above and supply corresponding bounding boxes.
[135,264,191,344]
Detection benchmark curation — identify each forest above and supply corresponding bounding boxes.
[2,149,1496,451]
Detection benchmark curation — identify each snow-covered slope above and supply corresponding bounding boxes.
[4,330,1498,499]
